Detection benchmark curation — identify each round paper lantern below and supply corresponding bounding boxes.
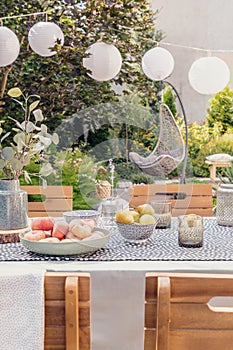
[188,57,230,95]
[0,27,20,67]
[28,22,64,57]
[142,47,174,81]
[83,42,122,81]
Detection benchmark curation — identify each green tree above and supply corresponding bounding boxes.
[0,0,163,134]
[162,85,177,116]
[207,85,233,134]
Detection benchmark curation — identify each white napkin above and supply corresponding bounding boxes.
[91,270,145,350]
[0,267,44,350]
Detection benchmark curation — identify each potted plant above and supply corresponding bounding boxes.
[0,87,59,234]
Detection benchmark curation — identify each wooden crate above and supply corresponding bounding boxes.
[129,184,213,216]
[21,186,73,217]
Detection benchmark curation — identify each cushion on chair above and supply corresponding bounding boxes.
[206,153,233,162]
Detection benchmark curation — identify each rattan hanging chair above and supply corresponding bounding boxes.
[129,103,185,177]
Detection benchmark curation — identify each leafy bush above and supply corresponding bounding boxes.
[193,132,233,177]
[207,85,233,134]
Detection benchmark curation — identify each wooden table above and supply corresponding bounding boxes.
[2,217,233,350]
[205,159,231,181]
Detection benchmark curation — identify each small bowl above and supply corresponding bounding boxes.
[116,222,156,243]
[63,210,100,225]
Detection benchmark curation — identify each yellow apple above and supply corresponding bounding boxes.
[139,214,156,225]
[116,210,134,224]
[130,210,140,222]
[137,203,155,216]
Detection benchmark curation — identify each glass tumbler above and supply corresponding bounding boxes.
[150,201,172,229]
[100,197,126,228]
[178,214,203,247]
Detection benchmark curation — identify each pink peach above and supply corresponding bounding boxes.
[82,219,95,230]
[31,217,54,231]
[24,230,46,241]
[52,221,69,240]
[39,237,60,243]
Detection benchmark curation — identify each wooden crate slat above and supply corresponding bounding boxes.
[28,199,72,211]
[144,329,156,350]
[21,185,73,217]
[169,330,233,350]
[170,303,233,330]
[21,185,73,198]
[170,276,233,302]
[132,184,212,196]
[172,208,213,216]
[130,184,213,216]
[28,211,65,217]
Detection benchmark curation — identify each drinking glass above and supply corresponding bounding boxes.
[150,201,172,229]
[178,214,203,247]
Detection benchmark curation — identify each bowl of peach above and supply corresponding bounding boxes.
[115,204,157,243]
[19,216,111,256]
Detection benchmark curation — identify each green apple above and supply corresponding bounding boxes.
[139,214,156,225]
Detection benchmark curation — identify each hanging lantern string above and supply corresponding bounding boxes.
[95,23,233,53]
[160,41,233,53]
[0,11,47,22]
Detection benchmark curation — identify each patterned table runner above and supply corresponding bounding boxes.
[1,218,233,261]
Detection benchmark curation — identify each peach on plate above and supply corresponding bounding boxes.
[39,237,60,243]
[24,230,46,241]
[52,221,69,240]
[71,223,92,239]
[66,231,81,240]
[31,217,54,231]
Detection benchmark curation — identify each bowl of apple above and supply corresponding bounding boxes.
[115,204,157,243]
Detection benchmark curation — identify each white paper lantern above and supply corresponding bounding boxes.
[142,47,174,81]
[83,42,122,81]
[188,57,230,95]
[28,22,64,57]
[0,27,20,67]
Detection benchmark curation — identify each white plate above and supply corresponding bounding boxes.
[19,227,111,256]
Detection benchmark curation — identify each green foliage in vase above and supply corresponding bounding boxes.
[0,87,59,184]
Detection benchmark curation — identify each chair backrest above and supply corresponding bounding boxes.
[129,183,213,216]
[21,185,73,217]
[146,272,233,350]
[44,272,90,350]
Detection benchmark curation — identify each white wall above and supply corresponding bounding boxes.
[151,0,233,123]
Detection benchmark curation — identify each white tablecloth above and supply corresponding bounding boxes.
[0,265,44,350]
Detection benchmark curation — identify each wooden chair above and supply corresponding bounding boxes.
[145,272,233,350]
[45,272,233,350]
[129,183,213,216]
[44,272,90,350]
[21,185,73,217]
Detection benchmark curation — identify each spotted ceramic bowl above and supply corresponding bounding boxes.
[116,222,156,243]
[63,210,100,225]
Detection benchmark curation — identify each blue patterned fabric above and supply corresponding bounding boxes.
[1,218,233,261]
